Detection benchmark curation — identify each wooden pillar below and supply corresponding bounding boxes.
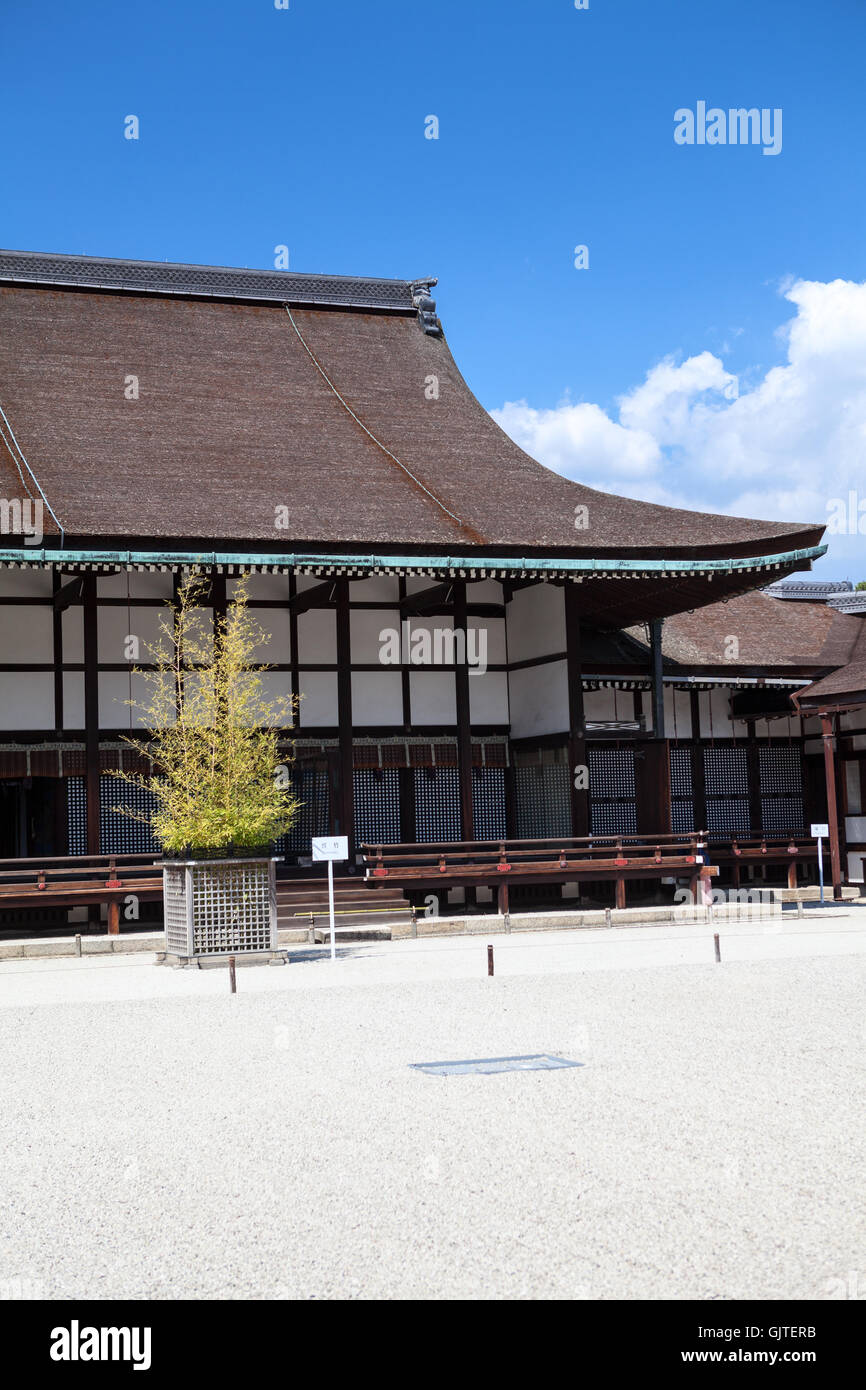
[821,713,843,899]
[453,580,474,841]
[650,618,665,738]
[52,569,64,731]
[690,690,707,832]
[335,579,355,862]
[82,572,100,856]
[564,582,588,837]
[497,880,510,915]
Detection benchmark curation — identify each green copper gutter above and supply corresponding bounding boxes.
[0,543,827,575]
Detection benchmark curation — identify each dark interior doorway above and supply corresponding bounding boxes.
[0,779,63,858]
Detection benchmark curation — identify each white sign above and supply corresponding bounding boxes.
[312,836,349,862]
[810,824,829,839]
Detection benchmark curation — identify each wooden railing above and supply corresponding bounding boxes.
[0,854,162,935]
[361,834,717,911]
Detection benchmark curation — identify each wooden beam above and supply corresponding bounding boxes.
[453,581,474,840]
[53,574,83,612]
[288,580,335,616]
[650,618,665,738]
[400,581,453,615]
[564,582,589,836]
[821,713,843,899]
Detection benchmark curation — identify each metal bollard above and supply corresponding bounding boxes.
[487,943,494,977]
[228,954,237,993]
[713,933,721,964]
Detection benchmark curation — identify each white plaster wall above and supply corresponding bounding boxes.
[0,569,52,597]
[351,608,401,664]
[508,661,568,738]
[351,672,403,725]
[0,605,53,661]
[466,579,503,603]
[506,584,565,663]
[298,671,338,726]
[98,572,174,599]
[98,672,156,728]
[63,673,84,727]
[409,671,456,725]
[97,606,166,664]
[846,851,865,883]
[297,609,336,663]
[840,709,866,731]
[0,672,54,728]
[62,607,83,662]
[350,577,400,603]
[245,607,292,664]
[226,575,288,601]
[468,616,506,666]
[845,814,866,842]
[583,689,620,723]
[469,671,509,725]
[845,763,862,815]
[666,688,693,738]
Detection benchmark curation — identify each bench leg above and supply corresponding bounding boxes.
[497,882,509,916]
[615,877,626,910]
[107,900,120,936]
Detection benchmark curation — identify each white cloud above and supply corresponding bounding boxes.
[490,278,866,575]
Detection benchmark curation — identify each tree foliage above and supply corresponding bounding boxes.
[112,571,300,853]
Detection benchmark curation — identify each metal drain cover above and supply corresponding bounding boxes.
[410,1053,584,1077]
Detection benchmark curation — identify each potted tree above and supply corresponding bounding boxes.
[112,571,299,965]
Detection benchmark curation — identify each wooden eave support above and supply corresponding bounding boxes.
[288,580,336,615]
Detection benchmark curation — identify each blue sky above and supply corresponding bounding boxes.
[3,0,865,576]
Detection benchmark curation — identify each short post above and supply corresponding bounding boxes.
[74,933,82,958]
[605,907,611,928]
[503,911,511,934]
[487,943,494,977]
[797,898,804,919]
[410,904,418,939]
[228,954,237,993]
[328,857,337,959]
[713,933,721,964]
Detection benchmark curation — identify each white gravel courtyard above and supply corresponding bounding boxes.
[1,913,864,1301]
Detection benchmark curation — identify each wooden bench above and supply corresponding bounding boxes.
[361,835,718,911]
[0,855,163,935]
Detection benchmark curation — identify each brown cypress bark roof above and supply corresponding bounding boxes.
[628,592,866,671]
[0,253,824,565]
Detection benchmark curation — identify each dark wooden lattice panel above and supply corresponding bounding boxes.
[706,798,752,835]
[760,796,805,834]
[759,746,804,795]
[277,769,329,854]
[669,745,695,833]
[704,746,749,795]
[588,747,637,836]
[414,767,462,842]
[66,777,87,854]
[704,745,751,835]
[472,767,507,840]
[758,745,804,835]
[100,775,160,853]
[353,768,401,844]
[514,764,571,839]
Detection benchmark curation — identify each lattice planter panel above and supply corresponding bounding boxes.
[162,857,278,959]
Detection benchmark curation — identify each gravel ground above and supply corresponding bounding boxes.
[0,918,864,1301]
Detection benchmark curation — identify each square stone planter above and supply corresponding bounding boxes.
[161,855,280,963]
